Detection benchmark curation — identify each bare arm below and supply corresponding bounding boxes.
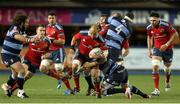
[147,35,153,51]
[68,36,79,54]
[159,31,178,52]
[147,35,153,58]
[14,34,40,43]
[166,31,178,46]
[71,36,78,46]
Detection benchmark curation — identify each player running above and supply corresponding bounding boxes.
[147,12,178,96]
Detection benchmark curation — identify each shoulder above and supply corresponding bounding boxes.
[159,20,171,27]
[9,26,19,32]
[44,36,51,43]
[97,35,105,42]
[146,24,153,30]
[79,30,89,36]
[54,23,63,30]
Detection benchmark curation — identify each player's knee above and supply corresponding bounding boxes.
[39,59,50,73]
[91,68,100,79]
[40,59,50,67]
[54,63,64,71]
[164,66,171,73]
[152,59,161,70]
[39,66,49,73]
[72,59,81,71]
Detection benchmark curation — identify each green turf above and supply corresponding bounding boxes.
[0,74,180,103]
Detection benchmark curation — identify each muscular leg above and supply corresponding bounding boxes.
[164,62,172,91]
[91,68,103,98]
[151,56,162,96]
[72,59,81,92]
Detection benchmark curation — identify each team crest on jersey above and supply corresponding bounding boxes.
[160,28,165,33]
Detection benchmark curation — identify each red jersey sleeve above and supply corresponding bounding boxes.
[167,24,177,36]
[147,29,152,37]
[122,39,129,49]
[55,24,65,40]
[74,32,82,40]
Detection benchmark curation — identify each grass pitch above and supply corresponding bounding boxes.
[0,73,180,103]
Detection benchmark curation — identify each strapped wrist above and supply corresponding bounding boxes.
[70,45,75,51]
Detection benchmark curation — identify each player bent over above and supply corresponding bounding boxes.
[70,24,104,94]
[82,48,151,99]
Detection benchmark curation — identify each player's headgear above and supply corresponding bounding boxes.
[54,63,64,71]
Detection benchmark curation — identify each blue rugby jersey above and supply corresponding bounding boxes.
[105,16,132,50]
[1,25,26,56]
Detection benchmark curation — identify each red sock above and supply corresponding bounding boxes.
[152,73,160,89]
[47,69,61,80]
[62,78,72,90]
[73,75,80,89]
[165,72,171,83]
[94,83,101,94]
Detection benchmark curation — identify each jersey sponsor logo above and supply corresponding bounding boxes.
[160,28,165,33]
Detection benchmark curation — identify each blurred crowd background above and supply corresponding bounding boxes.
[0,0,180,47]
